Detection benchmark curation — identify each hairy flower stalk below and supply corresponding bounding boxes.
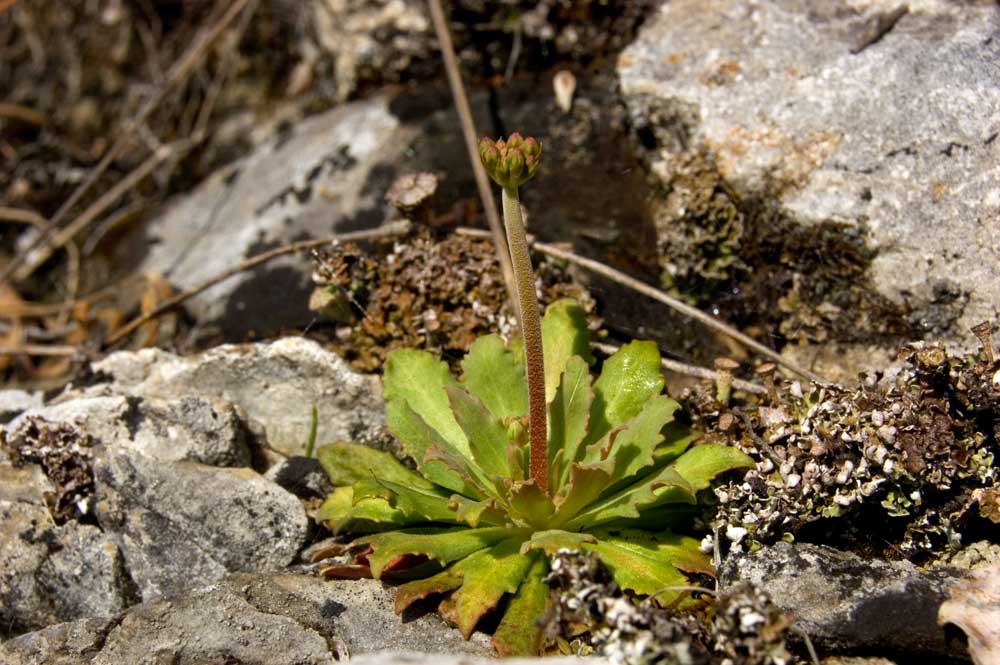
[479,134,547,494]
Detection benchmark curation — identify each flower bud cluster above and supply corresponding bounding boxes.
[478,133,542,189]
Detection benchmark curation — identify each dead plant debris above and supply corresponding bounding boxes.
[309,228,600,372]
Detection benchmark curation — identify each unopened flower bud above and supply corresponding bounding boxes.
[506,148,525,180]
[522,137,541,160]
[479,139,499,172]
[478,134,543,188]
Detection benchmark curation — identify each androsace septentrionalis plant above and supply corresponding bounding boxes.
[478,132,547,494]
[315,134,753,656]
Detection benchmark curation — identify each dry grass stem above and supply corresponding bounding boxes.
[0,0,256,284]
[455,226,830,384]
[103,221,412,347]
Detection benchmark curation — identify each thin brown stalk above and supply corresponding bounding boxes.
[454,227,830,385]
[0,345,79,357]
[502,187,547,494]
[426,0,518,312]
[0,102,44,125]
[0,0,255,284]
[103,221,411,347]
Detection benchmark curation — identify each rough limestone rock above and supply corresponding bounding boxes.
[12,393,251,467]
[94,450,308,602]
[265,455,335,499]
[0,574,496,665]
[348,656,597,665]
[0,389,43,423]
[618,0,1000,356]
[0,616,114,665]
[135,97,412,339]
[92,337,388,456]
[0,464,134,638]
[720,542,963,658]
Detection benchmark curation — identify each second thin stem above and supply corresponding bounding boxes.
[502,186,548,495]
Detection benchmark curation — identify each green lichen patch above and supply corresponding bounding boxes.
[649,149,939,357]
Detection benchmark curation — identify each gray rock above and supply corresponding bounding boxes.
[230,574,493,657]
[94,450,308,602]
[0,616,114,665]
[619,0,1000,353]
[134,97,411,340]
[720,542,963,657]
[349,655,595,665]
[91,575,339,665]
[309,1,432,102]
[93,338,387,457]
[2,573,494,665]
[0,389,43,424]
[265,456,335,499]
[13,393,251,467]
[0,466,135,637]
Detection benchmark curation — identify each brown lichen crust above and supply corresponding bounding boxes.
[2,417,96,525]
[692,342,999,560]
[309,229,598,372]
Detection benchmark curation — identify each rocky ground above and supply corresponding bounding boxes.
[2,1,998,664]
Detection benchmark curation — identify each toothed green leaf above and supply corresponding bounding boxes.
[424,441,498,500]
[317,442,435,491]
[653,422,696,466]
[377,478,460,524]
[350,478,394,503]
[506,480,555,527]
[586,340,664,447]
[520,529,596,555]
[383,349,470,456]
[541,299,593,402]
[548,355,593,490]
[585,529,712,604]
[445,385,511,479]
[585,394,682,480]
[316,486,409,534]
[462,334,528,420]
[592,528,714,577]
[385,400,483,497]
[394,567,463,615]
[549,461,613,527]
[450,496,506,528]
[670,443,754,491]
[449,537,536,639]
[493,556,550,656]
[562,465,695,530]
[360,527,523,579]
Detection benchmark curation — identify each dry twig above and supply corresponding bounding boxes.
[23,139,194,280]
[0,344,80,357]
[455,226,830,384]
[103,221,412,347]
